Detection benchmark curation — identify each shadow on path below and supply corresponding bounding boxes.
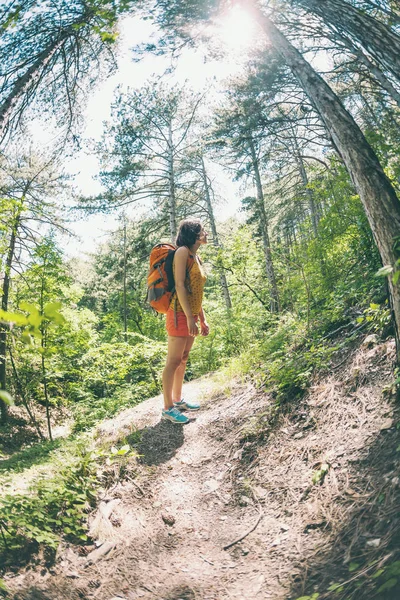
[128,418,187,466]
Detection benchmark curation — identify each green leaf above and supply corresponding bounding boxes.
[375,265,393,277]
[393,271,400,285]
[386,561,400,577]
[0,578,8,591]
[327,583,344,592]
[369,303,380,310]
[0,309,28,326]
[348,562,360,572]
[0,390,14,405]
[20,302,42,328]
[99,31,119,43]
[21,331,32,344]
[377,578,398,593]
[371,568,385,579]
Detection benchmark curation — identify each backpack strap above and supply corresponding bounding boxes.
[173,246,196,327]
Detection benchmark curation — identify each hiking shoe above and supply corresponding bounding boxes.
[162,407,190,424]
[174,399,200,411]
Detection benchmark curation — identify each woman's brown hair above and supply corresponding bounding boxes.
[175,218,202,248]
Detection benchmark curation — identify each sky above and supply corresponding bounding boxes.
[54,9,262,258]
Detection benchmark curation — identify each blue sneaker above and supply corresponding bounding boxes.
[174,399,200,411]
[162,407,190,424]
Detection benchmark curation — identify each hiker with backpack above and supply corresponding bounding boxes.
[147,218,209,424]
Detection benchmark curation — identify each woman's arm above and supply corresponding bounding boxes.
[174,246,198,336]
[199,307,210,336]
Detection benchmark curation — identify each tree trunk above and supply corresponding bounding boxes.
[334,29,400,109]
[0,200,24,424]
[167,121,177,241]
[248,137,280,313]
[40,277,52,441]
[123,219,128,342]
[259,11,400,353]
[293,0,400,82]
[201,156,232,310]
[291,132,319,236]
[9,349,44,440]
[0,34,68,141]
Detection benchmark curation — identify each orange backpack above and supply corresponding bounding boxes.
[146,243,194,314]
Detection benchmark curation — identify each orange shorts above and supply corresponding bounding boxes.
[166,309,198,337]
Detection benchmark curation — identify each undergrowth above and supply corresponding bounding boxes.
[0,435,137,570]
[224,302,391,404]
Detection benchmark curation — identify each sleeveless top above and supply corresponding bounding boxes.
[170,251,207,316]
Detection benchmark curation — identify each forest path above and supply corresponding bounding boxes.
[8,337,400,600]
[88,377,281,600]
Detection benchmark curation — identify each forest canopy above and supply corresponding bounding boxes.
[0,2,400,595]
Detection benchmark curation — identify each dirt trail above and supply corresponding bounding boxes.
[6,337,400,600]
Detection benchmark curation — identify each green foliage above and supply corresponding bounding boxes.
[356,302,391,334]
[0,443,98,556]
[71,338,165,431]
[312,462,330,485]
[0,437,139,560]
[80,339,165,396]
[0,391,13,406]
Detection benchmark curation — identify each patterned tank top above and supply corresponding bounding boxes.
[170,252,207,316]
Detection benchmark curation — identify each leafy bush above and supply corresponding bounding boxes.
[79,340,165,398]
[0,443,98,559]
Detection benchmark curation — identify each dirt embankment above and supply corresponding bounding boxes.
[4,336,400,600]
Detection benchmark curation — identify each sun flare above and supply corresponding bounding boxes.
[218,7,259,52]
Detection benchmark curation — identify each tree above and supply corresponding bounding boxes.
[96,82,204,240]
[210,67,286,312]
[0,152,69,423]
[178,147,233,309]
[333,29,400,109]
[0,0,139,144]
[292,0,400,82]
[153,0,400,351]
[252,8,400,350]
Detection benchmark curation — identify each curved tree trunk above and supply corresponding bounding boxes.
[334,30,400,109]
[248,138,280,313]
[257,9,400,353]
[293,0,400,82]
[0,34,68,141]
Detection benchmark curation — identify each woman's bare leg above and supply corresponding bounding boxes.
[162,336,189,410]
[172,336,195,403]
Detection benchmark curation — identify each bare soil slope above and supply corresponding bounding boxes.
[5,337,400,600]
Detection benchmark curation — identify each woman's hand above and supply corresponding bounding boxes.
[187,315,199,337]
[200,320,210,336]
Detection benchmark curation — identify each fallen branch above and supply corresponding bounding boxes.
[223,511,263,551]
[200,554,214,565]
[126,476,146,496]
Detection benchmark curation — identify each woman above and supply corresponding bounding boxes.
[162,218,209,424]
